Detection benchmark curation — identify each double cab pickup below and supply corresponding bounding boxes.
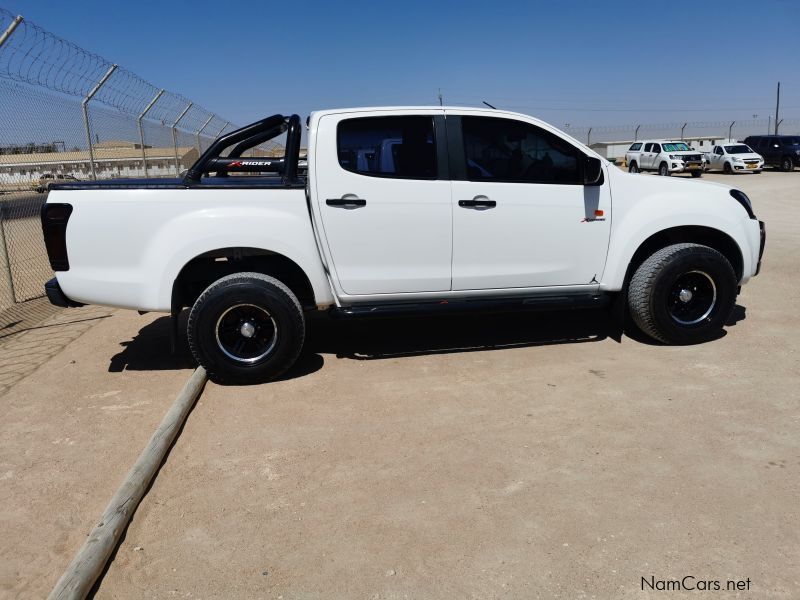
[41,107,766,383]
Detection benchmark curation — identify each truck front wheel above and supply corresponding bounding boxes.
[187,272,305,384]
[627,243,737,344]
[658,162,670,176]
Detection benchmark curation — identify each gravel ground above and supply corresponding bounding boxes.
[1,170,798,599]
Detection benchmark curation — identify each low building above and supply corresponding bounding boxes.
[0,141,200,191]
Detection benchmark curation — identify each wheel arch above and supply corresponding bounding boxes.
[619,226,744,292]
[172,247,318,313]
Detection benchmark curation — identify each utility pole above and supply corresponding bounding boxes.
[438,88,443,106]
[728,121,735,141]
[680,123,687,141]
[774,81,780,135]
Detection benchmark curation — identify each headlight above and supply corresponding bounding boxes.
[730,189,756,220]
[733,157,743,162]
[669,155,676,159]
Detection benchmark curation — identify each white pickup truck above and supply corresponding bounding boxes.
[626,140,705,177]
[41,107,766,383]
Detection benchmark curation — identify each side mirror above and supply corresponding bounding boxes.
[583,156,603,185]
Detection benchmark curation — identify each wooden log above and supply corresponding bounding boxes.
[48,366,208,600]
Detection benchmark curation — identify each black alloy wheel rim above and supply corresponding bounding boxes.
[215,303,278,363]
[667,270,717,326]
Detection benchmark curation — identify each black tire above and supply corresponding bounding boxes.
[187,272,305,384]
[754,170,762,174]
[723,161,733,174]
[781,156,794,172]
[658,162,670,176]
[628,161,639,174]
[627,243,737,344]
[690,170,702,178]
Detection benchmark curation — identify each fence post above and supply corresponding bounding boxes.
[0,209,15,304]
[195,114,214,155]
[137,89,163,178]
[0,14,23,47]
[172,102,193,174]
[681,123,687,141]
[81,64,117,180]
[216,121,229,137]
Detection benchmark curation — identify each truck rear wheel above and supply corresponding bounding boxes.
[187,272,305,384]
[627,243,737,344]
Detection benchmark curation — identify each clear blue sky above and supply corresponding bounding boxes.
[3,0,799,129]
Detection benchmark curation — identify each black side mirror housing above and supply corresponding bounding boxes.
[583,156,603,186]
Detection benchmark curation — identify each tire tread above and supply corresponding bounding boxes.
[186,272,305,383]
[628,243,732,344]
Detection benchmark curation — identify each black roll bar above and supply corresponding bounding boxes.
[183,113,302,185]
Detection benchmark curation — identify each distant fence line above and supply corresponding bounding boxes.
[562,118,800,145]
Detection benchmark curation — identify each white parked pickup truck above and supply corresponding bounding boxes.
[704,143,764,174]
[626,140,705,177]
[41,107,766,383]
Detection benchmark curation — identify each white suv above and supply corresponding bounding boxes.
[626,140,705,177]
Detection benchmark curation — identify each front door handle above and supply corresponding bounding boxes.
[326,197,367,209]
[458,196,496,210]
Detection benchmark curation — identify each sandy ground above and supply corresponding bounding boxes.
[1,171,798,598]
[0,309,195,598]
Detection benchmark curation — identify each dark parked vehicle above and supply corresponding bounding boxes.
[743,135,800,172]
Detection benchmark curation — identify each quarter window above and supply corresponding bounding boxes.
[461,116,582,184]
[337,116,436,179]
[629,142,642,151]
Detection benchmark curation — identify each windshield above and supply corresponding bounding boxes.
[724,145,753,154]
[662,142,691,152]
[782,137,800,146]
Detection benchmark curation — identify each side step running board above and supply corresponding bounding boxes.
[330,294,610,319]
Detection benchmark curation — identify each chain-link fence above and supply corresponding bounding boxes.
[0,8,283,323]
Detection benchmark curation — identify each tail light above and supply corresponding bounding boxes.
[41,203,73,271]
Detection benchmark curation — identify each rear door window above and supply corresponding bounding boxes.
[337,116,437,179]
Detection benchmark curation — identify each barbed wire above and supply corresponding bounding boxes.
[0,7,236,134]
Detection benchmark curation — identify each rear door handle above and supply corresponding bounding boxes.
[458,196,496,210]
[326,198,367,209]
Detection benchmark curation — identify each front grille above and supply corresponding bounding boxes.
[744,159,759,164]
[682,154,702,162]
